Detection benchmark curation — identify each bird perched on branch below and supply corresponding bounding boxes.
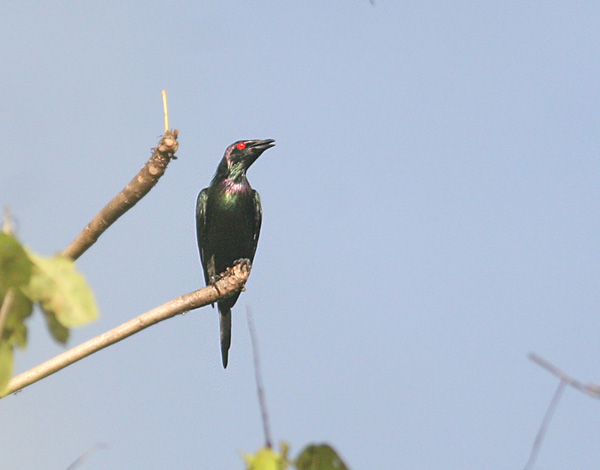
[196,139,275,368]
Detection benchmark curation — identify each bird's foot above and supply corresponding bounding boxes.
[231,259,251,291]
[211,259,252,294]
[208,274,224,300]
[210,259,251,284]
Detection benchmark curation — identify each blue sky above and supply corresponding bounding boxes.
[1,2,599,469]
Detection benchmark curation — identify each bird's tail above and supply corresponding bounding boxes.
[219,306,232,368]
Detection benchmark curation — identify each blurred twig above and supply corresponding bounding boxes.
[0,209,16,343]
[1,262,250,398]
[529,353,600,398]
[522,380,566,470]
[2,206,14,235]
[247,305,273,449]
[0,288,15,343]
[66,442,108,470]
[524,353,600,469]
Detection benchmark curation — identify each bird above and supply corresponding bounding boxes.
[196,139,275,368]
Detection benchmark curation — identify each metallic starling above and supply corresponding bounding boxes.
[196,139,275,368]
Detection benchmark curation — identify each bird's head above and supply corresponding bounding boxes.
[217,139,275,181]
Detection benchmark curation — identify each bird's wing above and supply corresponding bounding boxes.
[196,188,212,285]
[251,190,262,259]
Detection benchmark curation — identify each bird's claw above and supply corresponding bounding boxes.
[211,259,252,286]
[232,258,252,271]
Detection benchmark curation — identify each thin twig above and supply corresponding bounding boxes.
[62,129,179,260]
[162,90,169,132]
[1,209,17,342]
[66,442,108,470]
[522,380,566,470]
[1,208,16,341]
[0,288,16,342]
[1,262,250,398]
[525,353,600,469]
[2,206,14,235]
[528,353,600,398]
[246,305,273,449]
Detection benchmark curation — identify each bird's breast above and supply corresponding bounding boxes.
[207,189,255,231]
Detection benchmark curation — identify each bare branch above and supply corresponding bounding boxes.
[1,262,250,398]
[62,130,179,260]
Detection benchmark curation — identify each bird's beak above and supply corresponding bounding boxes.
[248,139,276,152]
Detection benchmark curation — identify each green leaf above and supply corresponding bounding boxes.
[0,234,33,358]
[296,444,349,470]
[2,289,33,349]
[244,447,289,470]
[0,342,14,395]
[23,251,99,329]
[0,233,33,293]
[42,308,70,344]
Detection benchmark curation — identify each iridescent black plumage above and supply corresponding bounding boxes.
[196,139,275,368]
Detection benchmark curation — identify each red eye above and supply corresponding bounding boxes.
[236,142,246,150]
